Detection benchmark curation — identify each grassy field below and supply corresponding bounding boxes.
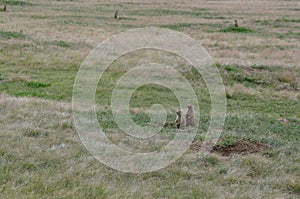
[0,0,299,198]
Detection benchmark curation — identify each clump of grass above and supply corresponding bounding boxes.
[224,65,239,72]
[18,162,37,172]
[218,136,238,148]
[97,111,118,129]
[254,20,271,25]
[76,185,107,199]
[26,81,51,88]
[274,70,298,89]
[250,65,270,70]
[234,74,266,87]
[202,156,220,166]
[15,91,64,100]
[130,112,151,126]
[0,0,33,6]
[16,91,48,98]
[241,157,269,178]
[118,17,136,20]
[220,27,255,33]
[285,179,300,194]
[0,165,11,185]
[0,31,25,39]
[275,18,300,23]
[128,9,206,17]
[225,91,232,99]
[22,128,46,137]
[51,40,72,48]
[159,23,197,31]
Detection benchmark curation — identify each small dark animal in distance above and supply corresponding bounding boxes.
[234,20,239,27]
[114,10,119,19]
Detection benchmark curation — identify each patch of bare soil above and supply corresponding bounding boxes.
[189,140,202,152]
[213,139,268,156]
[190,139,268,156]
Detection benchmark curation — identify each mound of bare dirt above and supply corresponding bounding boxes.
[190,139,268,156]
[213,139,267,156]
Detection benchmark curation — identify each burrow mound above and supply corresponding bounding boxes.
[190,138,268,156]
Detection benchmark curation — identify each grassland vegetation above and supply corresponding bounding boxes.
[0,0,299,198]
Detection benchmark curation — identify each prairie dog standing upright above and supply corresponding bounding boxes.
[234,20,239,27]
[185,105,195,127]
[175,111,186,129]
[114,10,119,19]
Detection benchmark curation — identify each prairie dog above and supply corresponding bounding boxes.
[3,5,6,11]
[114,10,119,19]
[175,111,186,129]
[185,105,195,127]
[234,20,239,28]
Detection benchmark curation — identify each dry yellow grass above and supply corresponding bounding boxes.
[0,0,299,68]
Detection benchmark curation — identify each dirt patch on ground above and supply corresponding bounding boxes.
[213,139,268,156]
[190,139,268,156]
[189,140,203,152]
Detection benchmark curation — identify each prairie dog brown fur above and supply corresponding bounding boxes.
[114,10,119,19]
[175,111,186,129]
[185,105,195,127]
[234,20,239,28]
[3,5,6,11]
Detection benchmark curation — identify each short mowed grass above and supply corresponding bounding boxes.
[0,0,299,198]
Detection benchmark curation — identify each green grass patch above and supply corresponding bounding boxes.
[97,110,118,129]
[217,136,238,148]
[254,20,271,25]
[0,31,25,39]
[17,162,37,172]
[220,64,300,89]
[224,115,300,144]
[159,23,197,31]
[203,16,227,19]
[26,81,51,88]
[76,185,107,199]
[15,91,64,100]
[233,73,269,87]
[0,73,4,81]
[202,156,220,166]
[275,18,300,23]
[130,84,180,108]
[0,0,33,6]
[220,27,255,33]
[30,15,48,19]
[250,65,270,70]
[229,93,298,117]
[224,65,239,72]
[50,40,72,48]
[109,23,138,29]
[285,180,300,194]
[127,8,208,17]
[118,17,136,20]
